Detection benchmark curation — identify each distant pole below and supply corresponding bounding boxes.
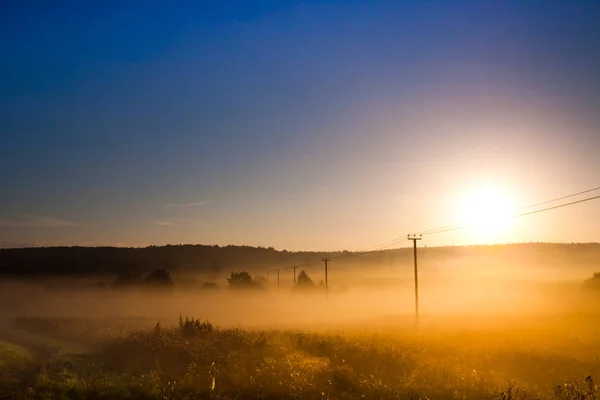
[407,234,422,326]
[266,271,270,285]
[276,269,280,288]
[292,266,298,286]
[322,257,330,298]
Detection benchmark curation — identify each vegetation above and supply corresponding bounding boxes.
[295,270,317,290]
[227,271,263,290]
[2,244,600,398]
[1,243,599,277]
[583,272,600,291]
[176,316,213,337]
[1,314,600,399]
[145,269,175,287]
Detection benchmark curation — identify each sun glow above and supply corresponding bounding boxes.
[458,186,515,238]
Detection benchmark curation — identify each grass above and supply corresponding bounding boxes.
[0,315,599,399]
[0,339,34,399]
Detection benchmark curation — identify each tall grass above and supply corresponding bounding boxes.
[1,316,599,399]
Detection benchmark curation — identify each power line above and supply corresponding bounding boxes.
[346,236,408,257]
[260,185,600,294]
[266,186,600,276]
[416,185,600,236]
[520,186,600,210]
[422,193,600,236]
[288,234,411,270]
[514,194,600,218]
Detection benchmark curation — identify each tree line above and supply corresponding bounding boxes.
[0,243,598,278]
[0,245,339,276]
[105,268,321,292]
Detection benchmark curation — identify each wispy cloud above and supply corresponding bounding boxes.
[164,200,211,209]
[0,215,80,228]
[151,220,176,226]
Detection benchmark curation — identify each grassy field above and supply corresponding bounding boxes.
[0,273,599,399]
[0,311,599,400]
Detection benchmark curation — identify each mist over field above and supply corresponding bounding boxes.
[1,244,599,399]
[1,243,598,327]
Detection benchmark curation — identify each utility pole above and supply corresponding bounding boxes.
[292,266,298,287]
[276,269,280,288]
[266,271,270,286]
[407,234,422,326]
[322,257,330,298]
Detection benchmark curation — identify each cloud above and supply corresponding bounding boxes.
[164,200,211,209]
[0,215,80,228]
[151,220,176,226]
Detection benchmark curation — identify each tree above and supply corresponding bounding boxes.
[144,269,174,286]
[583,272,600,292]
[227,271,261,290]
[296,270,316,289]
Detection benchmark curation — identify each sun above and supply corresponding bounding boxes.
[458,186,515,236]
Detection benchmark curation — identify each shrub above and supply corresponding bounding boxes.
[144,269,174,287]
[227,271,263,290]
[295,270,317,290]
[582,272,600,291]
[177,316,213,338]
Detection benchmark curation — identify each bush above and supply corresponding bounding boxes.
[144,269,174,287]
[582,272,600,291]
[295,270,317,290]
[227,271,263,290]
[177,316,213,338]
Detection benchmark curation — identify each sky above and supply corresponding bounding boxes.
[1,0,599,250]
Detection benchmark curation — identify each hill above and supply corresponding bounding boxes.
[0,243,598,279]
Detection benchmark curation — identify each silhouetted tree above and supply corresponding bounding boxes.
[227,271,262,290]
[583,272,600,292]
[296,270,316,289]
[144,269,174,286]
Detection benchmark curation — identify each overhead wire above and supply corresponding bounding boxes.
[279,185,600,273]
[422,193,600,236]
[415,185,600,236]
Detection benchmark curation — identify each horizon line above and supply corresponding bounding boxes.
[2,241,599,252]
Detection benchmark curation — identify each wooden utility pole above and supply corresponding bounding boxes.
[276,269,280,288]
[322,257,330,298]
[407,234,422,326]
[292,266,298,287]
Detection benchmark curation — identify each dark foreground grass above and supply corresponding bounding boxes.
[0,316,599,399]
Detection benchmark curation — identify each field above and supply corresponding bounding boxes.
[1,312,600,399]
[1,266,600,399]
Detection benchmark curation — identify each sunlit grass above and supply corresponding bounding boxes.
[1,315,599,399]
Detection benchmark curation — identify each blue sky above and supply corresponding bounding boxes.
[1,0,599,250]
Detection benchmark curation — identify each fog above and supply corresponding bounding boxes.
[1,256,597,333]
